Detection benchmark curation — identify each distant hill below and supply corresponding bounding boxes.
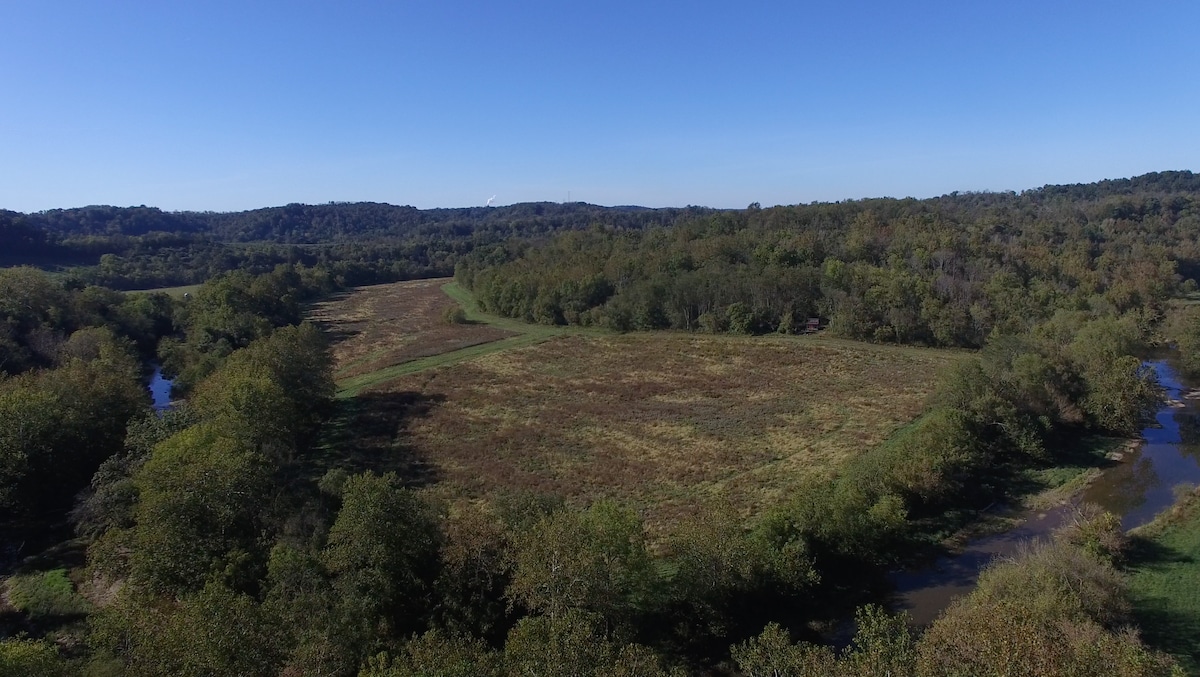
[1,170,1194,289]
[0,201,716,244]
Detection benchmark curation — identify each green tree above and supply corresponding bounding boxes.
[129,423,270,593]
[89,583,279,677]
[503,609,676,677]
[507,501,656,629]
[0,638,67,677]
[730,622,836,677]
[359,630,502,677]
[322,472,441,636]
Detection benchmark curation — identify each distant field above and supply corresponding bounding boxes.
[358,332,959,529]
[309,279,517,392]
[126,283,202,298]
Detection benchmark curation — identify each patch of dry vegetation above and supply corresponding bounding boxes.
[363,333,959,529]
[308,278,515,382]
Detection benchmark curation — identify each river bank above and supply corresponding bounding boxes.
[1127,486,1200,672]
[892,359,1200,626]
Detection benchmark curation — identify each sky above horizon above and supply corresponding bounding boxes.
[2,1,1198,213]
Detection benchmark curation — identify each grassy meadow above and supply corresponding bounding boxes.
[1128,489,1200,672]
[309,279,520,396]
[313,281,961,530]
[125,283,202,298]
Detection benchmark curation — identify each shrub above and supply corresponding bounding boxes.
[5,568,90,618]
[442,303,468,325]
[0,638,67,677]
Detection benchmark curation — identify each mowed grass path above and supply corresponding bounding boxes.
[1128,493,1200,672]
[313,279,553,397]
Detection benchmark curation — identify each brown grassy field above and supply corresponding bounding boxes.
[308,278,516,384]
[356,332,960,529]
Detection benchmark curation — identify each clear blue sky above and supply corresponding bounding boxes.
[2,1,1197,212]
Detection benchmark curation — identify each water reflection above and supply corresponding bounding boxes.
[1080,360,1200,529]
[892,359,1200,625]
[148,365,173,411]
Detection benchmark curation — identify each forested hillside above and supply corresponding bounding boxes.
[0,202,710,290]
[458,171,1200,348]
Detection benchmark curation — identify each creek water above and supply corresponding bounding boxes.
[148,364,174,410]
[890,358,1200,626]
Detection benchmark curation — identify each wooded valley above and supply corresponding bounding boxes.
[3,172,1200,675]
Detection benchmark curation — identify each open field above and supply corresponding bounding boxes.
[1129,489,1200,672]
[311,280,960,528]
[309,279,518,394]
[125,283,202,298]
[355,332,960,529]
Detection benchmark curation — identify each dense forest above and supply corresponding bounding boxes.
[3,172,1200,675]
[0,202,710,290]
[457,171,1200,348]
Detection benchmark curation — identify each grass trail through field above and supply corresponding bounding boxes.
[335,282,578,397]
[334,281,957,397]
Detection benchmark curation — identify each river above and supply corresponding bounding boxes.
[890,358,1200,626]
[148,364,174,410]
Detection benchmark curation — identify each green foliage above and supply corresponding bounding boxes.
[322,472,442,634]
[0,383,59,511]
[0,638,67,677]
[732,608,919,677]
[841,604,918,676]
[360,631,503,677]
[442,303,468,325]
[459,182,1197,348]
[843,407,984,514]
[159,265,331,392]
[433,502,515,641]
[1168,305,1200,379]
[89,583,279,677]
[72,406,199,541]
[730,622,837,676]
[262,543,364,677]
[129,423,270,593]
[507,500,656,627]
[5,568,91,619]
[662,501,817,647]
[0,335,146,516]
[917,534,1176,677]
[502,609,677,677]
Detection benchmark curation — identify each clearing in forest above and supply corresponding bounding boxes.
[356,331,960,529]
[309,278,517,392]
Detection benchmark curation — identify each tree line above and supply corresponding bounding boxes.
[457,172,1200,347]
[0,202,710,290]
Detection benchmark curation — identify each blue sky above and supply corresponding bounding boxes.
[2,1,1197,212]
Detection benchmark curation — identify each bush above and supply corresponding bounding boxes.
[442,304,468,325]
[917,537,1175,677]
[0,638,67,677]
[5,568,90,618]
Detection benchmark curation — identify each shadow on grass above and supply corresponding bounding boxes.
[296,391,446,488]
[1126,534,1194,569]
[1126,535,1200,671]
[0,540,92,642]
[318,326,362,347]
